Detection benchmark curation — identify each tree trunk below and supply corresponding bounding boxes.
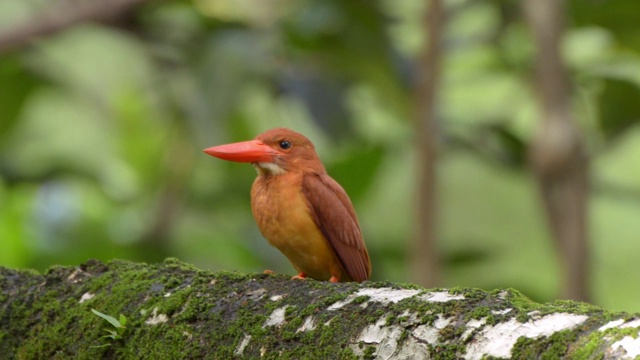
[1,259,636,359]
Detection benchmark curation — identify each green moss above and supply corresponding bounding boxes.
[465,305,491,320]
[339,347,359,359]
[318,291,350,307]
[485,314,497,326]
[429,344,466,359]
[352,295,370,304]
[439,325,456,341]
[512,329,579,359]
[385,313,396,326]
[285,305,296,316]
[568,329,608,360]
[548,300,604,316]
[299,303,320,317]
[363,345,376,359]
[516,311,530,323]
[578,320,633,357]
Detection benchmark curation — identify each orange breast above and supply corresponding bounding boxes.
[250,173,346,281]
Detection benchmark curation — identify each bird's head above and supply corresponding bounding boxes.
[204,128,325,176]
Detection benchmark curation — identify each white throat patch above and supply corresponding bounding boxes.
[255,162,286,176]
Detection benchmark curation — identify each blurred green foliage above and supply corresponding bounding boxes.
[0,0,639,312]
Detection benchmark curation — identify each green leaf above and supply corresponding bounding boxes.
[325,144,385,202]
[570,0,640,49]
[598,78,640,140]
[91,309,123,329]
[0,56,43,140]
[119,314,127,327]
[102,329,119,340]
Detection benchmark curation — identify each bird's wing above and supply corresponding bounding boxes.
[302,173,371,281]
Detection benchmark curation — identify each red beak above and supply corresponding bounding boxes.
[203,140,282,163]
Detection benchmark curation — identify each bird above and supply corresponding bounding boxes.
[203,128,371,282]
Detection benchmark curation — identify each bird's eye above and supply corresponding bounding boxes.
[279,140,292,150]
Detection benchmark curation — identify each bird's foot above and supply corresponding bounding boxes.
[329,275,340,283]
[263,269,275,275]
[291,273,307,280]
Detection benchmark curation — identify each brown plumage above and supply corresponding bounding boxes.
[204,128,371,282]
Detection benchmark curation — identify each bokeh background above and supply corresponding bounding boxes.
[1,0,639,312]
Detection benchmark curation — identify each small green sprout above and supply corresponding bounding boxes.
[91,309,127,348]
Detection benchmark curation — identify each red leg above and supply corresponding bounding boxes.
[291,272,307,280]
[329,275,340,283]
[263,269,275,275]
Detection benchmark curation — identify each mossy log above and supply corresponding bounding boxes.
[1,259,639,359]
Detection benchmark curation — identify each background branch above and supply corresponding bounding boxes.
[0,0,152,54]
[411,0,443,288]
[524,0,590,301]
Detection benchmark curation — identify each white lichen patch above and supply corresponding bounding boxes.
[599,319,625,331]
[392,336,430,359]
[270,294,284,301]
[78,292,95,303]
[527,310,542,320]
[352,314,405,359]
[348,287,421,305]
[611,334,640,359]
[246,288,267,300]
[491,308,512,315]
[464,313,588,360]
[296,316,316,333]
[412,315,453,344]
[461,317,487,341]
[620,319,640,329]
[397,310,421,326]
[234,334,252,356]
[328,288,421,310]
[67,269,84,283]
[164,292,172,297]
[145,307,169,325]
[263,306,289,328]
[353,314,454,359]
[329,288,465,311]
[419,291,465,303]
[601,319,640,359]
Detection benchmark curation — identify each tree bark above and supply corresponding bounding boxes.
[411,0,443,288]
[1,259,637,359]
[523,0,590,302]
